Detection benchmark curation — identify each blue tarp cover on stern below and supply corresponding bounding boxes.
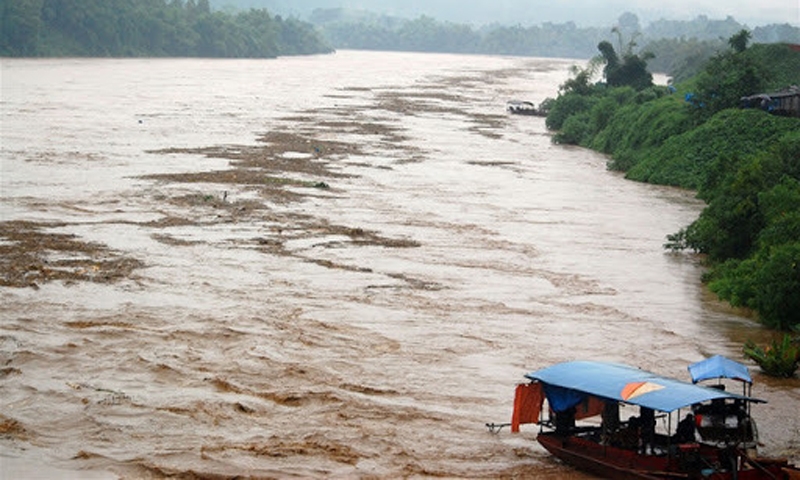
[688,355,753,384]
[525,361,761,413]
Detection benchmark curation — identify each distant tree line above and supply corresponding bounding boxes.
[0,0,333,57]
[4,1,798,67]
[645,22,800,82]
[308,9,799,78]
[310,9,612,59]
[313,12,613,59]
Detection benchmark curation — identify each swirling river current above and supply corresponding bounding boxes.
[1,50,798,479]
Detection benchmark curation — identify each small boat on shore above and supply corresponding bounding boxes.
[506,100,547,117]
[502,359,799,479]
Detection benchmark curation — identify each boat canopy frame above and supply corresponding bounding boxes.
[524,360,763,415]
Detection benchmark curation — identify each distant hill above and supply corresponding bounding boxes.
[1,0,332,58]
[211,0,798,29]
[301,8,799,75]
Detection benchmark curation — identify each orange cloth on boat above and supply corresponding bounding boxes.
[512,382,544,433]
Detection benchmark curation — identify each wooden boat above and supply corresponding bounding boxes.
[506,100,546,116]
[508,360,799,479]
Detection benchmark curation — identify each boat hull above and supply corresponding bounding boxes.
[537,432,793,480]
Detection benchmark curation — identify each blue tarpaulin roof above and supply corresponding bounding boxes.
[525,361,761,413]
[688,355,752,384]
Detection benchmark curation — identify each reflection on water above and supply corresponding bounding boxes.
[1,51,797,478]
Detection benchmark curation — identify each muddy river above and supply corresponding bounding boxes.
[1,51,798,479]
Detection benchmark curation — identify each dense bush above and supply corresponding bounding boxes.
[690,133,800,331]
[546,92,601,132]
[744,335,800,378]
[595,94,690,169]
[626,110,799,189]
[666,133,800,332]
[547,39,800,332]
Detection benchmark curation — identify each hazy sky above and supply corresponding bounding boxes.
[241,0,800,27]
[576,0,800,27]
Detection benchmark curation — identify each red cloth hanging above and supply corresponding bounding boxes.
[511,382,544,433]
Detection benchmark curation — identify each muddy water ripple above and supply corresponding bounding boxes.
[1,51,798,479]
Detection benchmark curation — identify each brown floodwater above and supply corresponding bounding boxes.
[1,51,798,479]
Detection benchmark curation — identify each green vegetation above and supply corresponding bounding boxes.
[308,9,605,58]
[545,35,800,346]
[0,0,332,57]
[4,2,797,67]
[307,9,799,68]
[597,28,653,90]
[744,334,800,378]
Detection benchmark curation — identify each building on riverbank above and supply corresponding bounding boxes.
[741,85,800,117]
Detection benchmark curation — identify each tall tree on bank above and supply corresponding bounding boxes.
[597,28,654,90]
[690,29,761,120]
[729,28,752,53]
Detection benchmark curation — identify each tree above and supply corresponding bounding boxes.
[597,34,653,90]
[689,31,766,119]
[729,28,752,53]
[1,0,44,55]
[723,242,800,330]
[694,134,800,330]
[559,62,601,96]
[597,40,619,71]
[616,12,640,39]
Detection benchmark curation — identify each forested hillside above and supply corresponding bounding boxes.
[309,9,609,59]
[645,22,800,82]
[0,0,332,57]
[4,1,798,67]
[307,9,799,76]
[544,37,800,342]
